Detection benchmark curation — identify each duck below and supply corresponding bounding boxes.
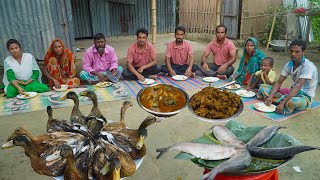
[2,135,66,177]
[93,145,121,180]
[110,116,157,159]
[99,138,136,178]
[60,91,87,125]
[102,101,133,132]
[46,106,73,133]
[55,144,90,180]
[79,90,107,123]
[6,127,86,155]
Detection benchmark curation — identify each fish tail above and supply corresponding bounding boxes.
[156,147,169,159]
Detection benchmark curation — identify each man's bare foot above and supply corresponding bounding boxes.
[217,75,227,80]
[149,75,158,80]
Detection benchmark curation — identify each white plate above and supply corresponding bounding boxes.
[202,77,219,83]
[172,75,188,81]
[254,102,276,113]
[53,85,69,92]
[16,92,38,99]
[235,90,256,98]
[53,158,143,180]
[96,82,112,87]
[139,78,155,85]
[225,84,241,90]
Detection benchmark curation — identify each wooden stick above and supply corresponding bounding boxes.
[266,13,276,50]
[151,0,156,45]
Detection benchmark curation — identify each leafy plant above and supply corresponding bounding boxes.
[311,0,320,45]
[261,6,290,46]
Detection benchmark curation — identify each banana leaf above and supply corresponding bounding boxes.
[174,120,301,173]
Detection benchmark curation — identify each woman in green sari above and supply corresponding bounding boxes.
[2,39,49,98]
[231,37,266,86]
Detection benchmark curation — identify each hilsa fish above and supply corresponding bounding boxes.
[156,142,238,160]
[247,126,284,147]
[210,125,245,148]
[247,145,320,160]
[200,149,252,180]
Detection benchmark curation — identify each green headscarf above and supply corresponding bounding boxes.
[234,37,265,85]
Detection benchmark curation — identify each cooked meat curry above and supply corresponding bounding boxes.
[140,84,187,112]
[190,86,241,119]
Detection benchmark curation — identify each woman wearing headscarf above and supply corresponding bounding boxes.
[231,37,266,86]
[3,39,49,98]
[44,38,80,88]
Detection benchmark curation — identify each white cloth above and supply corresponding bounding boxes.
[281,58,318,99]
[2,53,42,93]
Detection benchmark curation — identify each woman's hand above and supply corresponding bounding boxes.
[18,87,26,95]
[54,80,61,89]
[17,80,26,85]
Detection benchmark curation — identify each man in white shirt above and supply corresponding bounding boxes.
[257,39,318,114]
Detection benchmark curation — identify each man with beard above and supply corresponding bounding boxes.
[161,26,197,78]
[80,33,123,84]
[197,24,236,79]
[258,39,318,114]
[122,28,161,81]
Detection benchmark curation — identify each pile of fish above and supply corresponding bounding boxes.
[156,125,320,180]
[2,90,161,180]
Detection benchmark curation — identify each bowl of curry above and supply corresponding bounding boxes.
[137,84,189,117]
[188,86,243,123]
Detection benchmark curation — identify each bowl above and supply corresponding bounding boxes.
[269,40,291,52]
[136,84,189,117]
[188,94,244,123]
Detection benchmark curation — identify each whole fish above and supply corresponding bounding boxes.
[200,149,252,180]
[156,142,237,160]
[246,126,284,147]
[247,145,320,160]
[210,125,245,148]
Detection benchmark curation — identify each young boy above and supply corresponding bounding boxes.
[246,57,276,91]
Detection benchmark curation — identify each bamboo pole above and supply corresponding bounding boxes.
[240,0,245,39]
[266,13,276,50]
[151,0,156,45]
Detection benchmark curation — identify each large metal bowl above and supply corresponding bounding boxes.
[188,94,244,123]
[269,40,291,52]
[136,84,189,117]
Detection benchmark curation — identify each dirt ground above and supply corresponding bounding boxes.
[0,34,319,180]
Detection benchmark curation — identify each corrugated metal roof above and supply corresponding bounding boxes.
[0,0,75,64]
